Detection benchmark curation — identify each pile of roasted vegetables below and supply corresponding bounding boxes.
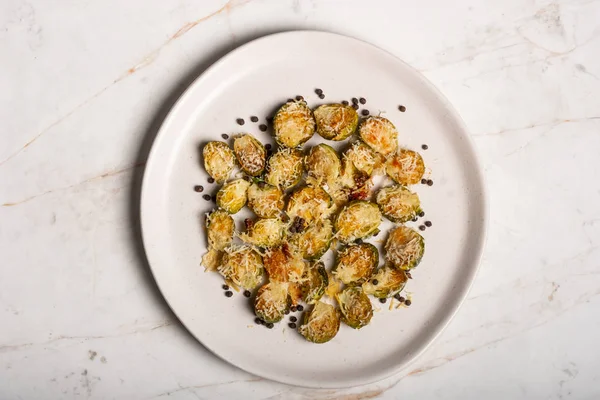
[201,99,426,343]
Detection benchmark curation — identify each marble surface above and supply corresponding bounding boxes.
[1,0,599,398]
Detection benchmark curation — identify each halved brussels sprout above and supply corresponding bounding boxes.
[305,144,342,186]
[376,186,422,223]
[313,103,359,141]
[216,178,250,214]
[333,243,378,285]
[247,183,285,218]
[206,209,234,251]
[203,141,235,183]
[386,149,425,185]
[336,287,373,329]
[334,201,381,243]
[385,225,425,270]
[286,186,332,223]
[362,265,408,298]
[218,246,264,289]
[345,141,380,176]
[273,100,315,148]
[254,281,290,323]
[301,261,328,304]
[290,219,333,260]
[201,248,222,272]
[239,218,286,248]
[233,134,266,177]
[359,116,398,157]
[263,244,307,283]
[299,301,340,343]
[265,148,304,189]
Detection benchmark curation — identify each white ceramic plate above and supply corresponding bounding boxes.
[141,31,487,388]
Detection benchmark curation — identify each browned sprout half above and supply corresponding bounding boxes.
[273,100,315,148]
[376,185,422,223]
[218,245,264,289]
[201,248,222,272]
[385,225,425,270]
[344,141,380,176]
[265,148,304,189]
[206,209,234,251]
[239,218,286,248]
[305,144,342,186]
[336,286,373,329]
[313,103,359,141]
[247,183,284,218]
[299,301,340,343]
[202,141,235,183]
[333,243,378,285]
[289,219,333,260]
[334,201,381,243]
[301,261,328,304]
[386,149,425,185]
[286,186,332,223]
[362,265,408,298]
[359,116,398,157]
[263,244,307,283]
[254,281,290,323]
[233,134,266,176]
[216,178,250,214]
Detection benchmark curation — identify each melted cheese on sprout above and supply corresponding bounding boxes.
[217,179,250,213]
[247,183,284,218]
[218,245,264,289]
[255,281,289,322]
[290,219,333,259]
[376,186,421,223]
[386,149,425,185]
[265,148,303,189]
[359,116,398,156]
[206,210,234,250]
[335,201,381,243]
[314,104,358,140]
[203,142,235,183]
[385,226,424,269]
[274,101,315,148]
[234,134,266,176]
[239,218,285,247]
[333,244,377,285]
[286,186,333,223]
[306,144,341,186]
[298,301,340,343]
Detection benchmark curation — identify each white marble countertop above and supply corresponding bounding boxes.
[2,0,599,398]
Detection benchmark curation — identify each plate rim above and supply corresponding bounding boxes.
[140,30,489,388]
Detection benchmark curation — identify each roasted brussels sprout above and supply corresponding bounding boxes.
[362,265,408,298]
[273,100,315,148]
[216,178,250,214]
[286,186,332,223]
[305,144,342,186]
[218,246,264,289]
[359,116,398,157]
[333,243,378,285]
[313,103,359,141]
[239,218,286,248]
[206,209,234,251]
[202,141,236,183]
[265,148,304,189]
[376,185,422,223]
[233,134,266,177]
[299,301,340,343]
[254,281,290,323]
[263,244,307,283]
[201,248,222,272]
[336,287,373,329]
[386,149,425,185]
[301,261,328,304]
[247,183,285,218]
[385,225,425,270]
[290,219,333,260]
[344,141,380,176]
[334,201,381,243]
